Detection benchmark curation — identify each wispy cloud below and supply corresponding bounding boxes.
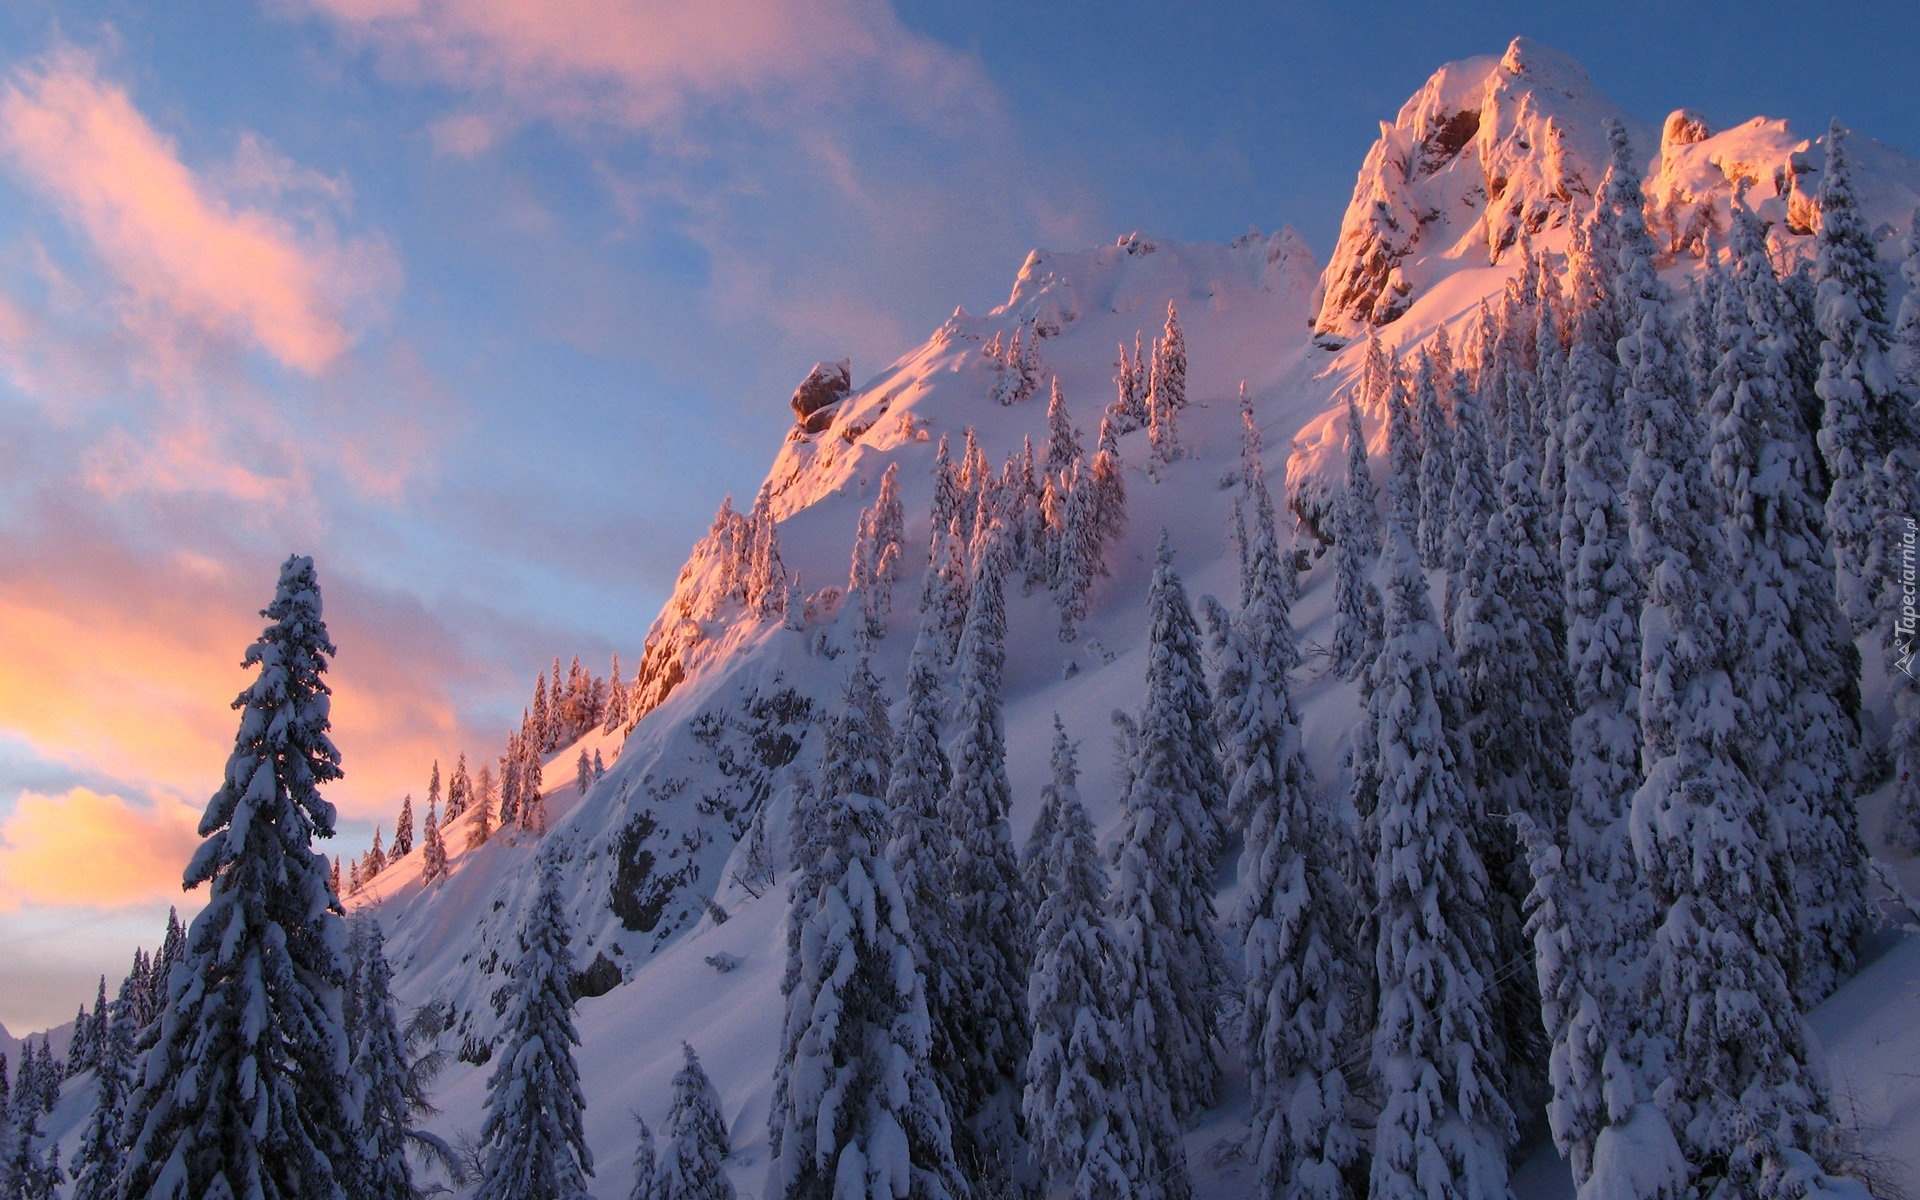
[293,0,993,134]
[0,45,398,380]
[289,0,1096,388]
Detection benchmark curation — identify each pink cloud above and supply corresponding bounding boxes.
[0,500,497,826]
[0,788,204,910]
[0,47,397,378]
[294,0,994,134]
[82,421,311,507]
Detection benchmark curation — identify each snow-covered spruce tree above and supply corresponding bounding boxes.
[932,434,963,539]
[1384,362,1420,541]
[531,671,554,752]
[69,975,136,1200]
[1045,377,1083,483]
[577,749,593,795]
[119,554,357,1200]
[630,1116,659,1200]
[960,429,991,552]
[473,858,594,1200]
[1155,301,1187,416]
[885,628,966,1115]
[63,1001,88,1081]
[1614,121,1855,1197]
[874,462,906,569]
[1145,301,1187,479]
[966,464,1008,588]
[499,734,522,829]
[1023,716,1077,919]
[1108,339,1141,432]
[917,522,971,670]
[1022,719,1142,1200]
[655,1044,733,1200]
[1108,536,1230,1126]
[1013,441,1050,591]
[1815,120,1916,632]
[1042,467,1069,586]
[749,491,791,621]
[1483,367,1572,834]
[849,656,895,802]
[848,508,880,644]
[1343,377,1383,558]
[347,919,414,1200]
[1684,271,1725,414]
[2,1092,59,1200]
[1443,362,1496,633]
[850,463,907,640]
[364,824,388,879]
[1713,209,1868,1004]
[1532,279,1569,503]
[1055,467,1096,642]
[934,552,1031,1146]
[1516,819,1685,1200]
[768,667,962,1200]
[1224,483,1363,1200]
[447,753,471,820]
[67,983,98,1077]
[1552,197,1642,1133]
[1451,367,1566,1126]
[83,977,110,1074]
[1365,531,1514,1200]
[1087,416,1127,571]
[1331,394,1383,681]
[603,656,629,732]
[469,764,496,850]
[421,798,448,884]
[1414,350,1453,568]
[520,734,548,835]
[784,578,807,632]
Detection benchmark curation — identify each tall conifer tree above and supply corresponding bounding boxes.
[120,555,357,1200]
[473,860,594,1200]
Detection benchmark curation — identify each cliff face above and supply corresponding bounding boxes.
[1312,37,1629,342]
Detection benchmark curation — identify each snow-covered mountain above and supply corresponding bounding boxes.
[326,38,1920,1200]
[61,37,1920,1200]
[1310,36,1920,346]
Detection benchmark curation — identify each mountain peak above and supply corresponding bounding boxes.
[1312,37,1627,342]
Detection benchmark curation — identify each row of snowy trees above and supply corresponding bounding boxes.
[1312,117,1915,1199]
[984,317,1048,407]
[346,644,639,893]
[1105,301,1190,480]
[0,556,622,1200]
[765,397,1297,1200]
[913,399,1125,649]
[768,117,1917,1200]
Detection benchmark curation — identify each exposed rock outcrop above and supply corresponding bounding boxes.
[789,358,852,433]
[1312,37,1625,342]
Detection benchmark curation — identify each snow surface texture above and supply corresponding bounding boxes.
[27,35,1920,1200]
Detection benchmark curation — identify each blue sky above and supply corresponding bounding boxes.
[0,0,1913,1032]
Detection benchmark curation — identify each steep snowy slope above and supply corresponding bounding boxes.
[341,39,1920,1200]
